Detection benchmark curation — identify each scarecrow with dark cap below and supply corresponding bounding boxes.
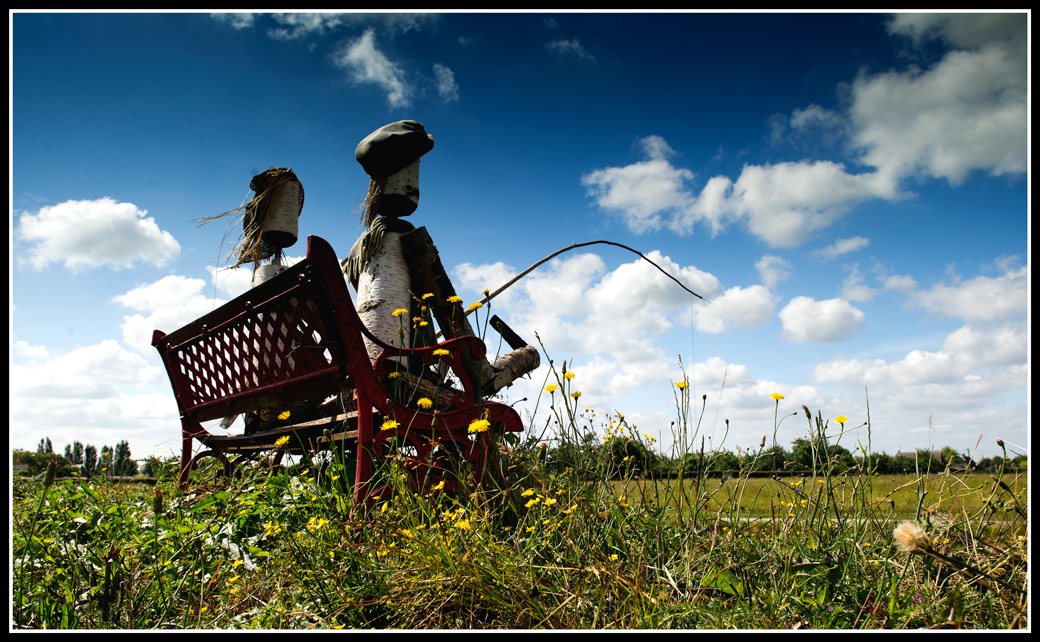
[344,120,539,397]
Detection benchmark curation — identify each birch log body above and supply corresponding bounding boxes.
[355,231,411,365]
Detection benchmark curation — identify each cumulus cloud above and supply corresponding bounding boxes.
[433,63,460,103]
[812,321,1026,399]
[545,38,596,62]
[11,340,180,457]
[583,138,900,247]
[265,13,347,40]
[810,236,870,261]
[694,285,776,334]
[210,13,254,30]
[584,15,1024,247]
[17,198,181,272]
[850,14,1026,185]
[839,264,879,302]
[779,296,866,343]
[113,275,229,353]
[331,28,412,108]
[755,255,792,289]
[905,262,1027,322]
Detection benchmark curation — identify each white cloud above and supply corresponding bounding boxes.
[266,13,346,40]
[331,28,412,108]
[581,139,695,234]
[210,13,254,30]
[583,138,900,247]
[13,340,50,362]
[433,63,460,103]
[905,262,1027,322]
[755,255,792,289]
[810,236,870,261]
[13,340,163,399]
[693,285,776,334]
[11,340,180,458]
[544,38,596,62]
[840,264,879,302]
[17,198,180,272]
[850,15,1026,185]
[113,275,229,353]
[779,296,865,343]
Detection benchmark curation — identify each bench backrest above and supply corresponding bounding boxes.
[152,236,376,424]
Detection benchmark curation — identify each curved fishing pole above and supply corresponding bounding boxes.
[467,239,708,317]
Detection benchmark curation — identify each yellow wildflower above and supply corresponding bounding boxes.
[771,393,784,401]
[447,295,462,303]
[468,418,491,433]
[381,419,400,431]
[543,497,557,507]
[455,519,471,531]
[570,391,582,399]
[835,415,848,424]
[564,372,575,380]
[392,308,408,317]
[525,499,539,508]
[467,302,483,312]
[432,480,445,491]
[675,381,688,389]
[278,410,291,420]
[433,348,450,357]
[274,435,290,447]
[521,489,535,497]
[422,293,434,300]
[545,384,558,393]
[417,397,433,410]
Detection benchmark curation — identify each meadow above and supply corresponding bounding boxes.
[12,362,1028,630]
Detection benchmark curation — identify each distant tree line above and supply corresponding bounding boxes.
[14,437,147,479]
[543,434,1027,480]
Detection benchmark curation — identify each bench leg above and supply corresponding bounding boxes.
[352,388,375,515]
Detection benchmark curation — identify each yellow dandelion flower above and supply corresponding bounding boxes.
[564,371,575,380]
[545,384,558,393]
[521,489,535,496]
[274,435,290,447]
[417,397,433,409]
[835,415,848,424]
[422,293,434,300]
[387,371,401,379]
[392,308,408,317]
[447,295,462,303]
[771,392,784,401]
[570,391,582,399]
[381,419,400,431]
[278,410,291,420]
[432,348,450,357]
[467,301,483,312]
[468,418,491,433]
[419,320,428,327]
[675,381,688,389]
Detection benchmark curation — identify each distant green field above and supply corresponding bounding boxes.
[612,473,1027,522]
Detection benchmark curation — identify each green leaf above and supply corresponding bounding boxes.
[702,568,743,596]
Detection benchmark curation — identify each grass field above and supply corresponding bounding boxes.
[11,363,1029,629]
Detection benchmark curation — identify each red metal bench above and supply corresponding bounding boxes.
[151,235,523,510]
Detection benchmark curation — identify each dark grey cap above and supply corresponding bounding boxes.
[355,120,434,178]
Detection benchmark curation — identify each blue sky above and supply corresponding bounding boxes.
[11,11,1029,463]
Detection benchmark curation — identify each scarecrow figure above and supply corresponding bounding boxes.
[344,120,539,396]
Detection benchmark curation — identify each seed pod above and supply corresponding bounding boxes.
[44,460,57,487]
[153,488,164,515]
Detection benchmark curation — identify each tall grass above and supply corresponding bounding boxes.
[12,356,1028,629]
